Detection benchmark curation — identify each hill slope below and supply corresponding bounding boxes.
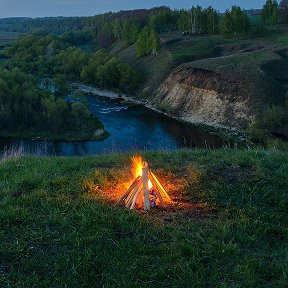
[0,150,287,287]
[114,30,288,131]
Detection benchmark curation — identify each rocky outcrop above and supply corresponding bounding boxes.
[152,66,256,129]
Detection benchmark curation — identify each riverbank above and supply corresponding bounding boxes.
[72,83,251,146]
[0,118,109,142]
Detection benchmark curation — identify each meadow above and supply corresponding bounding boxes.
[0,149,287,287]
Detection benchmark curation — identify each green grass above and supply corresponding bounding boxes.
[249,15,263,26]
[0,149,287,287]
[112,41,173,99]
[166,36,229,65]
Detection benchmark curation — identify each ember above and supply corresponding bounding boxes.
[116,156,171,210]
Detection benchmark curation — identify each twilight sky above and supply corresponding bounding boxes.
[1,0,265,18]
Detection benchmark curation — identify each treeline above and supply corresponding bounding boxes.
[4,35,140,93]
[0,68,101,135]
[0,5,252,51]
[262,0,288,25]
[1,2,288,58]
[0,17,83,35]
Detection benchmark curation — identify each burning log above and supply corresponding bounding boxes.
[116,156,171,211]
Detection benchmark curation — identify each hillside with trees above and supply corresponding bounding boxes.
[0,68,105,141]
[0,33,141,140]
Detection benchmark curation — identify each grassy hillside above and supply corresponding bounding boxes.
[114,28,288,106]
[0,149,287,287]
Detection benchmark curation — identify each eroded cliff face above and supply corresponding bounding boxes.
[152,66,256,129]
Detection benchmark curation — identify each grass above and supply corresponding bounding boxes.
[112,41,173,98]
[0,149,287,287]
[166,35,229,65]
[249,15,263,26]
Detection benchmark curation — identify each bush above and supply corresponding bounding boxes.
[250,105,288,144]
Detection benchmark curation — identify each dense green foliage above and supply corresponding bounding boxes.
[0,150,287,286]
[4,34,140,92]
[279,0,288,23]
[0,68,102,138]
[250,105,288,144]
[262,0,279,25]
[3,2,288,52]
[220,6,251,35]
[177,6,220,35]
[80,50,140,91]
[0,5,254,54]
[135,27,160,57]
[149,8,178,33]
[0,33,141,140]
[0,17,83,35]
[60,30,93,45]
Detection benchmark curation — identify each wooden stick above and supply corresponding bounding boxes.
[136,189,144,208]
[142,164,150,211]
[115,176,141,206]
[130,183,143,210]
[149,176,165,206]
[149,171,171,201]
[125,181,141,208]
[154,186,165,206]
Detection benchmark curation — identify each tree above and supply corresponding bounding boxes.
[279,0,288,23]
[262,0,279,25]
[220,6,250,35]
[190,6,204,34]
[149,30,160,56]
[149,8,178,33]
[53,75,69,96]
[136,26,160,57]
[177,10,191,32]
[136,26,150,57]
[122,19,139,46]
[112,19,122,41]
[204,6,219,34]
[97,23,114,48]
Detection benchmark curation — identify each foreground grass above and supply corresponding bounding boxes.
[0,149,287,287]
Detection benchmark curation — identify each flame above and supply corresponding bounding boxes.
[131,156,153,189]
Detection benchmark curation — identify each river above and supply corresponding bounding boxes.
[0,92,224,157]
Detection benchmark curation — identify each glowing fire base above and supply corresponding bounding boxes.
[116,161,171,211]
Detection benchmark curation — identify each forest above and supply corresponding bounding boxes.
[1,2,287,56]
[0,33,140,140]
[0,5,259,53]
[4,34,140,91]
[0,67,107,140]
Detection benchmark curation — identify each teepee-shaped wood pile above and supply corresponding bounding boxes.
[116,157,171,211]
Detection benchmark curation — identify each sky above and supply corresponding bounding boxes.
[0,0,265,18]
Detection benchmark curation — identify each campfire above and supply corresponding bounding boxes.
[116,156,171,210]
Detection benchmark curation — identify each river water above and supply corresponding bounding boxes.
[0,93,224,156]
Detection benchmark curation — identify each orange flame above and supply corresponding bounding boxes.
[131,156,153,189]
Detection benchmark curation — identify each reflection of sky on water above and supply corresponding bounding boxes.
[0,93,224,156]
